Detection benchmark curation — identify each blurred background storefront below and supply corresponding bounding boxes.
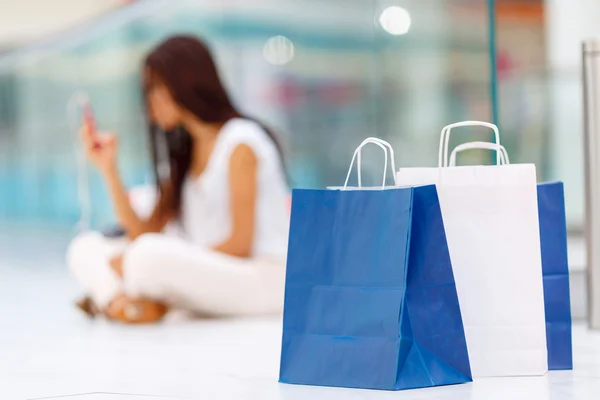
[0,0,500,227]
[0,0,590,313]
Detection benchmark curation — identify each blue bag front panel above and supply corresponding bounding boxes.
[280,188,413,389]
[284,189,412,287]
[538,182,573,370]
[396,185,472,389]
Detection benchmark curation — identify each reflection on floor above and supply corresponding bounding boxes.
[2,226,600,400]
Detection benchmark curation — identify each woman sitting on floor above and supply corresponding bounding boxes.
[68,35,290,323]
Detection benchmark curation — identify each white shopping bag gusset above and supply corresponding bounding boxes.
[396,121,547,378]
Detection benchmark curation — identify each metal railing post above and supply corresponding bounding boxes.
[582,40,600,329]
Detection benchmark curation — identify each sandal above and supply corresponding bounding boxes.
[105,295,169,324]
[75,296,99,318]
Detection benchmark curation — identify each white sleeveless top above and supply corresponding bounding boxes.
[180,118,290,261]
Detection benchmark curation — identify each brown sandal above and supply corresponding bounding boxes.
[105,295,169,324]
[75,296,100,318]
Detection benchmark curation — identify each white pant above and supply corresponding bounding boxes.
[67,232,286,317]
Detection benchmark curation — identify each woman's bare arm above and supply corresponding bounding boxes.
[212,144,257,258]
[81,126,172,240]
[103,165,172,241]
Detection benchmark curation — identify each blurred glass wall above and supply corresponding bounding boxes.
[493,1,587,232]
[0,0,495,228]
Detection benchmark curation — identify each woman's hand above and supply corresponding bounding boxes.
[80,125,119,176]
[79,126,169,240]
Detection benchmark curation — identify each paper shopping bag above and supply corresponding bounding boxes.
[279,138,471,390]
[450,142,573,371]
[396,122,548,378]
[538,181,573,370]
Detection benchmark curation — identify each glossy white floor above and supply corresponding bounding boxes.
[2,226,600,400]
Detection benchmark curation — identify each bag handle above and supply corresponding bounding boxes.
[438,121,501,168]
[357,138,398,186]
[449,141,510,167]
[343,137,397,190]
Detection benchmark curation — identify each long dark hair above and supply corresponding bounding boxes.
[143,35,285,217]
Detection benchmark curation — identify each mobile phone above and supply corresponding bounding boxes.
[102,225,127,238]
[82,101,101,149]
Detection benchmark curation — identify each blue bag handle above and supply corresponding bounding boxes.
[343,138,398,190]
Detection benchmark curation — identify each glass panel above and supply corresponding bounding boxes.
[494,1,584,229]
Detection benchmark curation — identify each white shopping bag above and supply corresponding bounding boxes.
[396,121,547,378]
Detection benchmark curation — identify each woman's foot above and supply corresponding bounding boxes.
[75,296,99,318]
[105,295,169,324]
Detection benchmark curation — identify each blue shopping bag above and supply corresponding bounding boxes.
[279,139,471,390]
[538,181,573,370]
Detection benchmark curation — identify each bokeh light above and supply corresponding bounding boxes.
[379,6,412,36]
[263,35,295,65]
